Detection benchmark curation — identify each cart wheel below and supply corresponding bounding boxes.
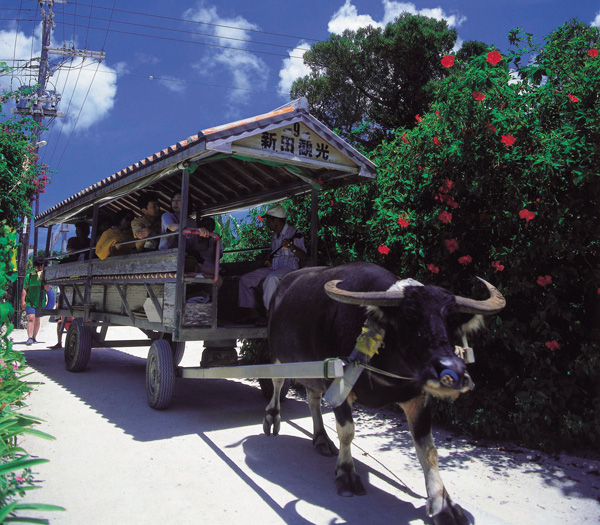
[64,318,92,372]
[259,378,291,401]
[171,341,185,366]
[146,340,175,410]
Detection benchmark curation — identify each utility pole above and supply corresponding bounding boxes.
[14,0,104,324]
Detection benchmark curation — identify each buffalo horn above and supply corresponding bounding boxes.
[454,277,506,315]
[324,280,404,306]
[324,277,506,314]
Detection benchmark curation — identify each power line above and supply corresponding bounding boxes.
[54,21,307,59]
[2,17,308,59]
[56,12,312,52]
[10,0,24,91]
[55,0,116,170]
[66,2,321,43]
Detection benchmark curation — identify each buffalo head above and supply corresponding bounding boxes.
[324,277,506,400]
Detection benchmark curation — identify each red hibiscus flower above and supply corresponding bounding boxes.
[588,48,598,57]
[458,255,472,266]
[433,136,441,146]
[491,260,504,272]
[439,195,459,209]
[537,275,552,287]
[401,132,409,144]
[545,340,560,352]
[397,217,410,228]
[519,209,536,222]
[415,114,422,123]
[486,50,502,66]
[472,91,486,101]
[435,110,442,118]
[486,123,497,133]
[567,94,579,103]
[440,178,453,192]
[438,211,452,224]
[441,55,455,68]
[257,215,263,222]
[427,263,440,274]
[501,135,516,147]
[445,238,459,253]
[378,245,390,255]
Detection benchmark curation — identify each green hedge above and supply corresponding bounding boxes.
[1,64,63,523]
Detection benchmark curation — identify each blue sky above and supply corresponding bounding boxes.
[1,0,600,231]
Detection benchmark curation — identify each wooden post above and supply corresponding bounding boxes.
[311,187,319,266]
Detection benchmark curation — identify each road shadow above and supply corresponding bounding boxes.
[23,346,433,523]
[23,346,284,441]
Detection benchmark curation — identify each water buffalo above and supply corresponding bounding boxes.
[263,262,505,525]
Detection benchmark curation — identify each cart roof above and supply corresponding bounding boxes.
[36,98,377,227]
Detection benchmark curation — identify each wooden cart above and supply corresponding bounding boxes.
[35,98,376,408]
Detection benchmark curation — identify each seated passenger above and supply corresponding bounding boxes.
[61,221,91,263]
[159,193,221,281]
[238,204,306,322]
[196,216,224,271]
[131,192,161,252]
[95,210,136,260]
[159,192,206,250]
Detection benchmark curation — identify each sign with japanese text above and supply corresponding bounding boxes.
[233,122,355,167]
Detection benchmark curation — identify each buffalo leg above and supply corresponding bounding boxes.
[333,399,366,497]
[306,388,338,456]
[263,378,285,436]
[401,395,469,525]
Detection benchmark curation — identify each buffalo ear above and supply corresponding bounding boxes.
[459,314,485,336]
[366,305,385,320]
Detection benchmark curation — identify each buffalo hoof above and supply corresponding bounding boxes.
[335,470,366,497]
[313,433,338,457]
[431,503,469,525]
[263,410,280,436]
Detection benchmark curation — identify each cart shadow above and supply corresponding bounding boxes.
[22,346,313,442]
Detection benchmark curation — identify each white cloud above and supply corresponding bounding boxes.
[183,3,269,108]
[592,12,600,27]
[329,0,466,34]
[277,42,312,96]
[0,26,118,134]
[51,59,118,133]
[328,0,380,33]
[134,52,160,66]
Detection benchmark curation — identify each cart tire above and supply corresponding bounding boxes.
[64,318,92,372]
[146,340,175,410]
[259,378,291,401]
[171,341,185,366]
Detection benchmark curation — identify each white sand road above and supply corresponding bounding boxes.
[8,317,600,524]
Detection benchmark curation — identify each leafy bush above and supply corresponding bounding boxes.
[1,65,63,522]
[281,21,600,452]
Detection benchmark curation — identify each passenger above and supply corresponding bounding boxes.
[159,192,207,250]
[196,216,223,271]
[131,192,161,252]
[21,257,50,345]
[238,204,306,322]
[61,221,91,263]
[159,193,222,281]
[95,210,136,260]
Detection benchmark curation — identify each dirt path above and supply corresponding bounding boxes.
[11,317,600,524]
